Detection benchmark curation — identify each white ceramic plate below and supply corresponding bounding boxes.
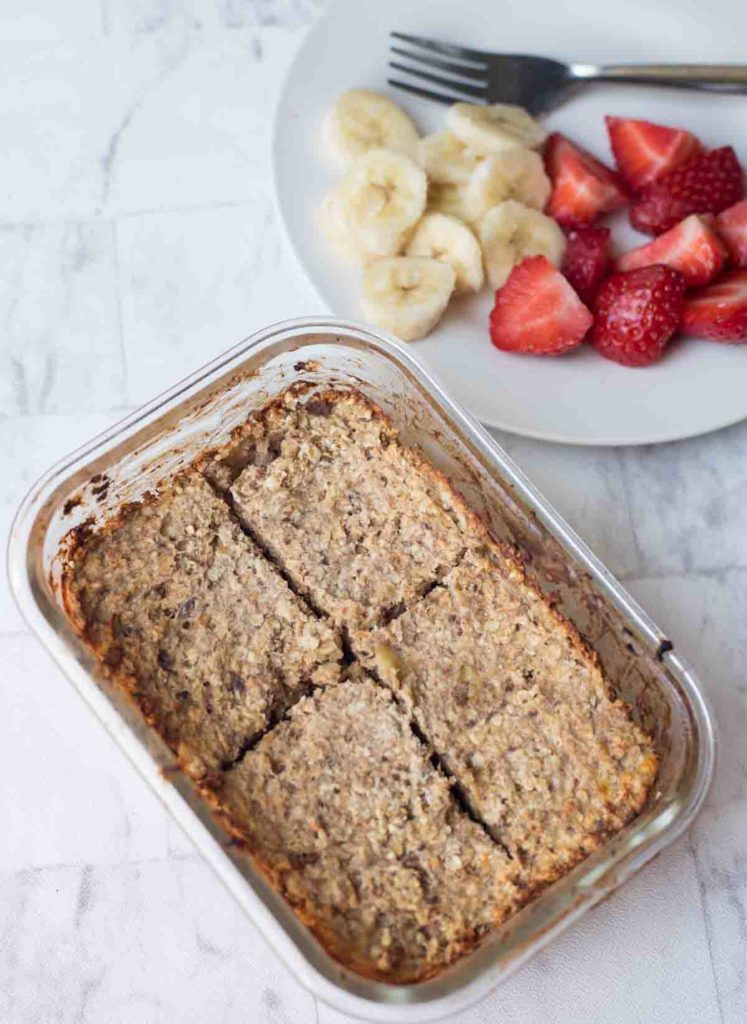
[273,0,747,444]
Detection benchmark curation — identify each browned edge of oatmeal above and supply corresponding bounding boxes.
[57,384,659,985]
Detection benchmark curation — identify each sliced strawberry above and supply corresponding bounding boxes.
[681,269,747,342]
[615,214,727,288]
[605,116,702,192]
[561,226,611,304]
[489,255,593,355]
[716,200,747,268]
[590,265,686,366]
[630,146,744,235]
[545,133,628,227]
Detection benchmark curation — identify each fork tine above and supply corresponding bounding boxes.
[388,78,483,107]
[390,46,488,82]
[390,31,489,65]
[388,62,487,101]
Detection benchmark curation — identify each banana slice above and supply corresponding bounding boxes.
[405,213,484,294]
[447,102,547,156]
[427,181,471,223]
[479,199,565,289]
[361,256,455,342]
[465,149,551,222]
[417,131,480,185]
[324,90,420,168]
[333,149,427,261]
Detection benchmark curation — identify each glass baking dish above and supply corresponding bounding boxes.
[8,317,716,1022]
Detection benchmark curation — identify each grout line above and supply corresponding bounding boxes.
[0,199,258,234]
[615,449,646,578]
[115,198,256,220]
[615,564,747,585]
[0,404,139,423]
[686,829,726,1024]
[1,850,203,881]
[110,218,128,408]
[0,629,32,639]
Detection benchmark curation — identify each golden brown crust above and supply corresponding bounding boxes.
[221,388,478,630]
[63,471,341,778]
[211,680,519,984]
[60,384,658,984]
[353,543,658,889]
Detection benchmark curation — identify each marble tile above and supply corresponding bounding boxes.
[0,503,27,634]
[116,198,320,406]
[0,634,184,871]
[629,571,747,1022]
[628,570,747,811]
[0,0,745,1017]
[1,412,119,634]
[102,28,303,215]
[0,0,103,41]
[620,418,747,578]
[0,40,140,221]
[0,858,316,1023]
[490,430,641,578]
[0,27,303,222]
[319,840,719,1024]
[0,221,124,416]
[103,0,324,33]
[220,0,325,28]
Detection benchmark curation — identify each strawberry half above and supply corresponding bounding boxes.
[716,200,747,268]
[681,269,747,342]
[605,116,702,192]
[630,146,745,235]
[590,265,686,366]
[561,226,611,304]
[615,214,727,288]
[489,255,593,355]
[545,133,628,227]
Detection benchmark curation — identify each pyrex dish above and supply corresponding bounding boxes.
[8,317,716,1022]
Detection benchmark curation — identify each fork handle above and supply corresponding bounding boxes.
[579,63,747,92]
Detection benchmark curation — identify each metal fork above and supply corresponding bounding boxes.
[389,32,747,115]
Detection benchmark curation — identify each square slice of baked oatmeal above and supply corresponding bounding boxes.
[210,389,477,631]
[65,472,341,778]
[353,545,658,890]
[215,677,518,982]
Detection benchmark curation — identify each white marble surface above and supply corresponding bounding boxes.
[1,2,745,1021]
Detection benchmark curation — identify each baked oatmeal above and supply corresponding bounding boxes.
[65,472,341,778]
[207,388,475,631]
[63,385,658,983]
[215,676,519,982]
[353,544,658,889]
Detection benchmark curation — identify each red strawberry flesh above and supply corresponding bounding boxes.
[630,146,744,235]
[716,200,747,268]
[681,269,747,342]
[606,116,702,192]
[545,132,628,227]
[615,213,727,287]
[489,255,593,355]
[590,265,686,366]
[562,226,611,304]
